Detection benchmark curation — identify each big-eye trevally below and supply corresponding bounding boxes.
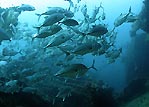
[87,24,108,37]
[32,25,62,40]
[36,7,74,21]
[35,13,64,32]
[60,19,79,26]
[72,41,102,55]
[126,14,139,23]
[114,6,131,27]
[17,4,35,12]
[44,31,73,48]
[55,59,97,78]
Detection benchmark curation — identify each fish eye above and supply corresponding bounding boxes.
[61,36,65,39]
[74,69,78,72]
[89,47,93,50]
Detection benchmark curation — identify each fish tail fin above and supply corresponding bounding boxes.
[31,37,35,42]
[89,59,97,71]
[35,13,41,21]
[18,50,23,55]
[99,2,104,11]
[43,46,47,52]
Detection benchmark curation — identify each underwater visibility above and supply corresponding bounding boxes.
[0,0,149,107]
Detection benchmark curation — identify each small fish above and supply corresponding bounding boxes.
[32,32,52,40]
[55,59,97,78]
[60,19,79,26]
[17,4,35,12]
[0,28,11,45]
[2,47,22,56]
[105,48,122,60]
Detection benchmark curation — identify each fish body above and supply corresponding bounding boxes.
[33,25,62,39]
[87,24,108,37]
[36,7,73,20]
[72,41,101,55]
[42,7,65,16]
[35,13,64,32]
[2,48,21,56]
[55,60,97,78]
[42,13,64,27]
[2,48,20,56]
[126,14,138,23]
[17,4,35,12]
[32,32,52,39]
[0,28,11,44]
[63,10,74,18]
[61,19,79,26]
[114,6,131,27]
[55,64,88,78]
[44,32,73,48]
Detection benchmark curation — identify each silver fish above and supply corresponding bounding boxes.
[114,6,131,27]
[60,19,79,26]
[17,4,35,12]
[35,13,64,31]
[72,41,102,55]
[2,47,21,56]
[87,24,108,37]
[33,25,62,40]
[55,59,97,78]
[44,31,73,48]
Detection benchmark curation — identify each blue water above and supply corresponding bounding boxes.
[0,0,148,107]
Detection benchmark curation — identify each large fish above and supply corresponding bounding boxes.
[35,13,64,32]
[44,31,73,48]
[55,59,97,78]
[0,28,11,44]
[114,6,131,27]
[17,4,35,12]
[72,41,102,55]
[32,25,62,40]
[60,19,79,26]
[36,7,73,20]
[87,24,108,37]
[36,7,65,20]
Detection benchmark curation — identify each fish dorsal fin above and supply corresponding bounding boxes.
[128,6,131,13]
